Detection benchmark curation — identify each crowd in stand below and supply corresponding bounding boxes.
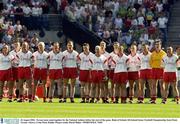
[65,0,174,51]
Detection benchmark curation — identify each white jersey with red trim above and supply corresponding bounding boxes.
[91,54,107,71]
[62,50,79,68]
[17,51,32,67]
[139,52,152,70]
[0,53,14,70]
[127,54,141,72]
[163,54,178,72]
[101,51,110,70]
[10,50,20,67]
[49,51,63,70]
[113,54,128,73]
[78,52,94,70]
[33,51,49,69]
[109,51,118,69]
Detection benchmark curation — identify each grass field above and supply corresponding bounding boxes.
[0,98,179,118]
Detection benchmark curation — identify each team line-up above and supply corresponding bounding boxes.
[0,40,179,104]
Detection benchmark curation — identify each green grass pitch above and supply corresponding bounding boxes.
[0,98,179,118]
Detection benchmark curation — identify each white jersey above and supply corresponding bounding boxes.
[62,50,79,68]
[109,51,118,69]
[78,52,93,70]
[10,50,20,67]
[0,53,14,70]
[139,52,151,70]
[17,51,32,67]
[91,54,107,71]
[101,51,110,70]
[127,54,141,72]
[33,51,49,69]
[163,54,178,72]
[113,54,128,73]
[49,51,63,70]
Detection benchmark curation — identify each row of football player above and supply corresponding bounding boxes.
[0,40,179,104]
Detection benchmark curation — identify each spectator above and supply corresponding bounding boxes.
[15,4,23,23]
[158,12,168,43]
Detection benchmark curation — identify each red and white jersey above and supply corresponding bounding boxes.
[109,51,118,69]
[10,50,20,67]
[91,54,107,71]
[163,54,178,72]
[139,52,151,70]
[78,52,93,70]
[0,53,14,70]
[101,51,110,70]
[62,50,79,68]
[48,51,63,70]
[17,51,32,67]
[112,54,128,73]
[127,54,141,72]
[33,51,49,69]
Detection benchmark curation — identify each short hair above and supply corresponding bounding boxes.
[113,42,120,46]
[38,42,45,48]
[95,45,100,50]
[53,42,59,46]
[67,40,74,45]
[100,41,106,46]
[83,43,90,47]
[154,39,162,44]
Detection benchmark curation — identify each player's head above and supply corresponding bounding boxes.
[130,44,137,54]
[166,46,173,56]
[83,43,90,53]
[95,45,101,55]
[154,39,162,51]
[142,44,149,53]
[2,44,9,55]
[176,46,180,56]
[13,41,21,50]
[38,42,45,53]
[118,45,124,55]
[113,42,119,53]
[53,42,60,53]
[22,42,29,53]
[100,41,106,51]
[67,40,74,51]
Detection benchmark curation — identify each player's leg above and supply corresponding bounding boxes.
[85,82,90,103]
[100,82,105,103]
[70,78,76,103]
[95,83,100,103]
[80,81,85,103]
[147,79,153,102]
[63,78,68,103]
[138,79,145,103]
[151,79,158,103]
[7,81,14,102]
[33,80,38,101]
[162,82,169,104]
[17,79,24,102]
[26,79,33,102]
[109,79,115,103]
[171,81,179,104]
[90,83,95,103]
[104,80,109,103]
[57,79,63,103]
[121,83,127,103]
[42,80,47,102]
[129,80,135,103]
[0,81,5,101]
[114,83,120,103]
[159,79,165,100]
[48,79,55,102]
